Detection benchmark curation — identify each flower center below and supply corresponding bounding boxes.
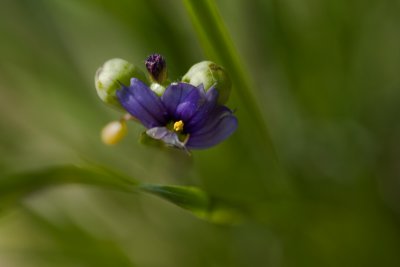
[173,120,184,132]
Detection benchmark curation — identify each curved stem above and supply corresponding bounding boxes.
[182,0,278,163]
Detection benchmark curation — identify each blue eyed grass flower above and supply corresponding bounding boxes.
[95,54,237,150]
[182,61,231,104]
[117,78,237,150]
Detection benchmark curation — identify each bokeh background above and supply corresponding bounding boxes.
[1,0,400,266]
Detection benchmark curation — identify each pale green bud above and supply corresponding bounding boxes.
[95,58,147,110]
[182,61,232,104]
[150,82,166,96]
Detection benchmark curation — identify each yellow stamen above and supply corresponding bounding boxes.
[173,120,184,132]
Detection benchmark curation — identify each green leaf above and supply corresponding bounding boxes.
[140,184,243,225]
[0,165,138,210]
[0,165,242,225]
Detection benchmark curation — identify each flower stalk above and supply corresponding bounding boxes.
[181,0,278,161]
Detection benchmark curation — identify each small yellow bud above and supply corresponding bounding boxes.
[101,120,127,145]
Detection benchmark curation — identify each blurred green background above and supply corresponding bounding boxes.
[1,0,400,266]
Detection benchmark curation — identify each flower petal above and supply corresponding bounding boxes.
[146,127,186,149]
[184,86,219,132]
[117,78,167,128]
[176,101,197,122]
[186,108,238,149]
[161,83,202,120]
[175,89,204,122]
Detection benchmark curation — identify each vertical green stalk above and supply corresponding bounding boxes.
[182,0,278,163]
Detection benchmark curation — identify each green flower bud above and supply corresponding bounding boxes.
[95,58,147,110]
[150,82,166,96]
[182,61,232,104]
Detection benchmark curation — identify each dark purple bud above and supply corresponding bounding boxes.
[145,54,167,84]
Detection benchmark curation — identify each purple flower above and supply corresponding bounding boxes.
[116,78,238,150]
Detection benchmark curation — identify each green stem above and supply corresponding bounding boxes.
[182,0,278,163]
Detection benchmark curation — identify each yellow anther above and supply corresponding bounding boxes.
[173,120,184,132]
